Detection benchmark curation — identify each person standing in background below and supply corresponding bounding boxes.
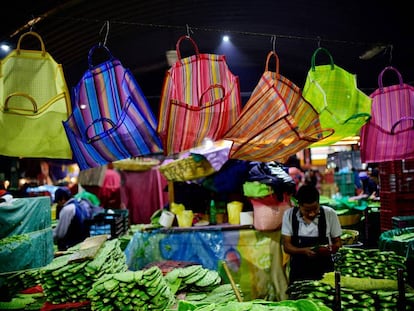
[98,163,121,209]
[53,187,102,251]
[352,168,363,195]
[359,169,379,199]
[281,184,342,283]
[37,161,54,185]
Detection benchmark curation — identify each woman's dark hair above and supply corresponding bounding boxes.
[295,184,319,205]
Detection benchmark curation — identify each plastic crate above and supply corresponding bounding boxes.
[334,172,354,185]
[379,173,414,193]
[337,183,355,197]
[379,160,414,193]
[392,216,414,229]
[87,209,129,239]
[379,159,414,175]
[380,192,414,231]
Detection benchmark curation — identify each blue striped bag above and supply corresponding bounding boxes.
[63,45,163,170]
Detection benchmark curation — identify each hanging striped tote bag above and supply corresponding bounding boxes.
[63,45,163,170]
[360,66,414,162]
[302,47,372,147]
[157,36,242,155]
[223,51,333,163]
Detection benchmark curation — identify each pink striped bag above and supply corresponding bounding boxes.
[360,66,414,162]
[157,36,241,155]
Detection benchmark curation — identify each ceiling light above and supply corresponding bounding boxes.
[359,45,387,60]
[1,44,11,52]
[222,35,230,42]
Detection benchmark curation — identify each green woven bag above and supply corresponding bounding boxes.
[303,47,372,147]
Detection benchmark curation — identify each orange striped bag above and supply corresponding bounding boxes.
[157,36,241,155]
[223,51,333,163]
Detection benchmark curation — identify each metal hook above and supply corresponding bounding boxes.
[271,35,276,52]
[388,44,393,64]
[29,14,35,32]
[185,24,193,38]
[317,36,322,48]
[99,20,110,46]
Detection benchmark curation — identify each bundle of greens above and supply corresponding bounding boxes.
[88,266,175,311]
[40,239,127,303]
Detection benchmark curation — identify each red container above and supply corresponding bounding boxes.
[379,170,414,193]
[379,160,414,193]
[380,191,414,231]
[379,159,414,175]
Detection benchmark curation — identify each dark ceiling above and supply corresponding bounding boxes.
[1,0,413,114]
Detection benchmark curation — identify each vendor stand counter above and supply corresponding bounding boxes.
[124,224,287,301]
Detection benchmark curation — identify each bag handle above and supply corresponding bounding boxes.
[299,127,335,142]
[265,51,280,74]
[16,31,46,56]
[391,117,414,134]
[4,93,38,113]
[311,47,334,71]
[87,44,114,69]
[343,112,371,124]
[85,118,116,143]
[378,66,404,91]
[199,84,225,106]
[175,36,200,60]
[282,114,335,142]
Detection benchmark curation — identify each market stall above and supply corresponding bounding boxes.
[124,224,286,301]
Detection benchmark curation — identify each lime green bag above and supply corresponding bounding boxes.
[303,48,372,147]
[0,31,72,159]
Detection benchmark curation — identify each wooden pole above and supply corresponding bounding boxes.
[168,181,175,205]
[221,260,243,302]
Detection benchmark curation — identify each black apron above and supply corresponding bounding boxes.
[289,206,334,283]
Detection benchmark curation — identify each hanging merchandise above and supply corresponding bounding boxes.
[223,51,333,163]
[244,161,296,231]
[302,47,372,147]
[360,66,414,162]
[0,31,72,159]
[63,44,163,170]
[158,139,232,182]
[157,35,242,155]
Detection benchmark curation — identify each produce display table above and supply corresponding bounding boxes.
[124,225,287,301]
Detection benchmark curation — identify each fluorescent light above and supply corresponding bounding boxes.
[1,44,10,52]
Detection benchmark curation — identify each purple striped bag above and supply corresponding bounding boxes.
[157,36,241,155]
[223,51,333,163]
[63,45,163,170]
[360,66,414,162]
